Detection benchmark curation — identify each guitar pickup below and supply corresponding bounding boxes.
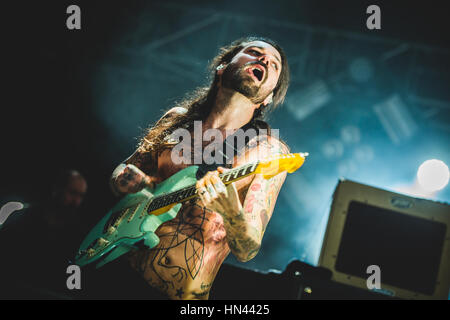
[84,237,110,258]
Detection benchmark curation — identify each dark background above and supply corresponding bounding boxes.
[2,0,449,272]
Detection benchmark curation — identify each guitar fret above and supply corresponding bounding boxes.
[181,188,192,200]
[148,162,259,214]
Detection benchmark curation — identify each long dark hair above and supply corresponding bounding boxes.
[138,36,290,154]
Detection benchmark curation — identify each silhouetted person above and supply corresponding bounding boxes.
[0,170,87,299]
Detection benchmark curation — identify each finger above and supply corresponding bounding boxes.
[204,174,218,199]
[226,182,240,204]
[209,171,224,195]
[196,180,211,204]
[198,188,208,206]
[217,167,231,174]
[211,174,227,196]
[205,182,217,200]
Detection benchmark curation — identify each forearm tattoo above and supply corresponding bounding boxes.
[110,150,157,195]
[222,135,288,262]
[220,208,261,262]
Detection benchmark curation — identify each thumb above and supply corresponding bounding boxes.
[217,166,230,174]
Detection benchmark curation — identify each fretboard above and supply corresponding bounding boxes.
[146,161,259,213]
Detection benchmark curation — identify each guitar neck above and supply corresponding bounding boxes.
[146,162,259,213]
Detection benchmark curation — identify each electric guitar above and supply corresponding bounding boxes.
[75,153,308,268]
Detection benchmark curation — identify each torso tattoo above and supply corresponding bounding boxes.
[126,134,286,300]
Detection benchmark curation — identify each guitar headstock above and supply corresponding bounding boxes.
[254,152,308,179]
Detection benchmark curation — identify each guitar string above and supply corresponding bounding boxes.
[147,153,293,211]
[147,162,258,212]
[148,163,255,210]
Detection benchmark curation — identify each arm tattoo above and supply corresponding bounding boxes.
[110,149,157,195]
[111,164,147,194]
[222,135,288,262]
[221,208,261,262]
[128,135,288,293]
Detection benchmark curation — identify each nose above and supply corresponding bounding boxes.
[258,55,270,66]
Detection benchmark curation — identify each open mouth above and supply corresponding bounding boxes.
[246,64,265,82]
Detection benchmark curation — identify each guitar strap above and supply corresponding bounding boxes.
[196,121,260,179]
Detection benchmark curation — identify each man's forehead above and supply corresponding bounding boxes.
[242,41,282,62]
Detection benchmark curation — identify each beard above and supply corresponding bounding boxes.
[221,63,269,105]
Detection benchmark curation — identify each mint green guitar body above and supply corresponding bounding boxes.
[75,152,307,268]
[76,165,199,268]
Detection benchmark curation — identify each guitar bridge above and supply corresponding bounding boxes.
[84,237,110,258]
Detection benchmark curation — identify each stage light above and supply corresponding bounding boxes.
[286,80,331,121]
[373,95,418,145]
[340,126,361,145]
[322,139,344,160]
[417,159,449,192]
[0,201,25,225]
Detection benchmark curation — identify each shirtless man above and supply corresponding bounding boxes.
[109,37,291,300]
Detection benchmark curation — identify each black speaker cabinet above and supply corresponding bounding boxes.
[319,179,449,299]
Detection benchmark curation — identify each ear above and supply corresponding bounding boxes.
[262,92,273,107]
